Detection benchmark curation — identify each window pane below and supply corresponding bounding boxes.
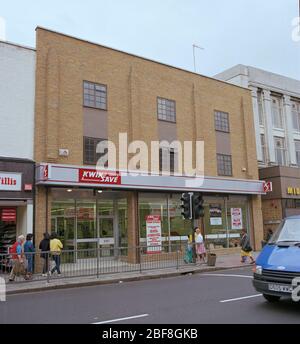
[215,111,229,132]
[83,81,107,110]
[157,98,176,122]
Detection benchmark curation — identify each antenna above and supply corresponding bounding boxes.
[192,44,204,73]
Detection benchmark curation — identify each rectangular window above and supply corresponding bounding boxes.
[217,154,232,176]
[295,140,300,167]
[292,100,300,132]
[260,134,267,163]
[271,96,284,129]
[214,111,230,133]
[83,81,107,110]
[83,137,107,165]
[274,137,287,166]
[157,97,176,123]
[257,91,264,126]
[159,148,175,174]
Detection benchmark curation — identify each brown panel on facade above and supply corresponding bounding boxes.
[157,120,177,142]
[83,108,108,139]
[215,131,231,155]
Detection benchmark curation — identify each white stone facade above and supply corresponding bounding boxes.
[215,65,300,168]
[0,41,35,160]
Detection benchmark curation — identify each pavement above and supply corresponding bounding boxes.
[2,252,258,295]
[1,265,300,324]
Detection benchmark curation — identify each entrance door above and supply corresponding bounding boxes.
[99,216,114,257]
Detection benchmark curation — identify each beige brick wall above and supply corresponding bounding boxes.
[34,28,262,248]
[261,199,283,236]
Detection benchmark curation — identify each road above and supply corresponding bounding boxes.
[1,267,300,324]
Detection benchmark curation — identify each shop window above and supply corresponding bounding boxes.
[83,136,108,166]
[157,97,176,123]
[83,81,107,110]
[214,111,230,133]
[217,154,232,176]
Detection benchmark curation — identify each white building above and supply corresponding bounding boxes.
[0,41,36,250]
[215,65,300,168]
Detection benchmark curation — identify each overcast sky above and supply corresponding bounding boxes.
[1,0,299,79]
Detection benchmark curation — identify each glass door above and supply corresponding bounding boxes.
[99,216,114,257]
[76,200,97,258]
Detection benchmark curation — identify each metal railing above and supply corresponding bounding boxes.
[0,243,203,283]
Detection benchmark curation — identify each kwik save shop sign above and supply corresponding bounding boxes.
[79,169,121,185]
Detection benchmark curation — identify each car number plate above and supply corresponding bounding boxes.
[268,284,293,293]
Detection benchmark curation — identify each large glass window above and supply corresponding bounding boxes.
[157,97,176,123]
[292,101,300,132]
[274,137,287,166]
[260,134,267,164]
[295,140,300,167]
[271,96,284,129]
[258,91,264,126]
[214,111,230,133]
[217,154,233,176]
[83,81,107,110]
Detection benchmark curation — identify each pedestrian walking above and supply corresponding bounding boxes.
[24,234,35,279]
[39,232,50,276]
[195,227,206,264]
[240,229,255,264]
[9,235,28,282]
[50,232,63,275]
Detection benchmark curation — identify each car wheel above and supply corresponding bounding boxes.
[263,294,281,303]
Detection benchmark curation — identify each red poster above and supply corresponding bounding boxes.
[79,169,121,185]
[1,208,17,222]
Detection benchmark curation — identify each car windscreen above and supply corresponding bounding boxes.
[269,219,300,244]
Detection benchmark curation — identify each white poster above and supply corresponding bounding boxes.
[231,208,243,230]
[146,215,162,254]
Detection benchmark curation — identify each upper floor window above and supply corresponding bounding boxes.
[217,154,232,176]
[274,137,287,166]
[83,136,107,166]
[292,100,300,132]
[83,81,107,110]
[260,134,267,164]
[295,140,300,167]
[157,97,176,123]
[257,91,264,126]
[271,96,284,129]
[214,111,230,133]
[159,147,175,174]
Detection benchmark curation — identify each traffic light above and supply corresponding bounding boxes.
[193,193,205,219]
[181,193,192,220]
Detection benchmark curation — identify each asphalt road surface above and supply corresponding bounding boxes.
[1,267,300,324]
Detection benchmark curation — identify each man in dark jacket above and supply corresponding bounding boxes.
[240,229,255,264]
[39,233,50,276]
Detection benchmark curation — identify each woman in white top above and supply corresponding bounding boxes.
[195,227,206,264]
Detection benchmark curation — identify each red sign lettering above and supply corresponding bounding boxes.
[79,169,121,185]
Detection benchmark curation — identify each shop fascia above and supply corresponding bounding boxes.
[95,133,204,178]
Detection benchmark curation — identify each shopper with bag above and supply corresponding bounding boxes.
[240,229,255,264]
[9,235,28,282]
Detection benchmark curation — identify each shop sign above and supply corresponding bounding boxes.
[209,204,222,226]
[231,208,243,230]
[1,208,16,222]
[287,187,300,196]
[0,172,21,191]
[146,215,162,254]
[263,181,273,193]
[24,184,33,191]
[79,169,121,185]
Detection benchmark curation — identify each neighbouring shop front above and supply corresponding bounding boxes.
[0,158,35,255]
[36,163,265,261]
[260,166,300,235]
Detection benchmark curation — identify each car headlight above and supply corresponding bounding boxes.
[254,265,262,275]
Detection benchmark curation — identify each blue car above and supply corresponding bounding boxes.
[253,215,300,303]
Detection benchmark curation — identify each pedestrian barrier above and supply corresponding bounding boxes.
[0,243,204,283]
